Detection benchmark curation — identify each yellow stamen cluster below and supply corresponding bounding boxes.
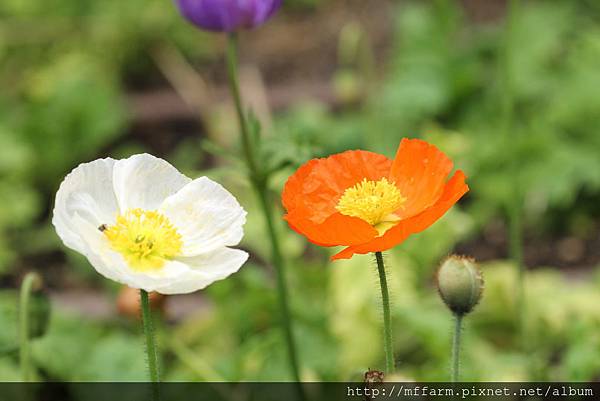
[103,208,183,272]
[336,178,406,235]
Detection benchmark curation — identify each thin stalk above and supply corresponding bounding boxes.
[140,290,160,393]
[374,252,394,373]
[225,33,304,396]
[451,314,463,383]
[226,33,260,181]
[19,272,41,381]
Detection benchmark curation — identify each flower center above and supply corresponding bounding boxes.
[336,178,406,236]
[103,208,183,272]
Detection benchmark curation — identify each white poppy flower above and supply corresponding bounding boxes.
[52,154,248,294]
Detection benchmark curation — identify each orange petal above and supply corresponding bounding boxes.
[282,150,390,247]
[332,170,469,260]
[283,150,392,224]
[390,138,454,220]
[282,159,318,213]
[284,211,377,247]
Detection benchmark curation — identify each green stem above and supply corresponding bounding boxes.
[226,32,259,181]
[225,33,304,396]
[451,314,463,383]
[374,252,394,374]
[140,290,160,387]
[19,272,41,381]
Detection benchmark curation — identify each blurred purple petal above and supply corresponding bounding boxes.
[175,0,283,32]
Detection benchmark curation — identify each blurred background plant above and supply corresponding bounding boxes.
[1,0,599,383]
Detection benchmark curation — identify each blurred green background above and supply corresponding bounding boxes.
[1,0,600,382]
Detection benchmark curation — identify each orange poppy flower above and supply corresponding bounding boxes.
[282,138,469,260]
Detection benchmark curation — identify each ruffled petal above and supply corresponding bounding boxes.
[332,170,469,260]
[75,214,246,294]
[72,213,138,285]
[284,211,377,247]
[300,150,393,223]
[390,138,454,219]
[282,150,390,246]
[159,177,246,257]
[52,158,119,254]
[112,154,191,212]
[76,213,191,290]
[153,248,249,294]
[282,159,318,213]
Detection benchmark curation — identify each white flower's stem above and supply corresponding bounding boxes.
[140,290,160,399]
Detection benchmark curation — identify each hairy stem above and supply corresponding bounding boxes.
[19,272,41,381]
[451,314,463,383]
[375,252,394,373]
[225,33,304,397]
[140,289,160,396]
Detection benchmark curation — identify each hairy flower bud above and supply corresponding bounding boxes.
[436,256,483,316]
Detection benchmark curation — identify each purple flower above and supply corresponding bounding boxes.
[175,0,283,32]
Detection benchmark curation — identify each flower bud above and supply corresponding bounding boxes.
[436,256,483,316]
[175,0,283,33]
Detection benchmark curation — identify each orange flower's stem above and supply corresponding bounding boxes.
[375,252,394,373]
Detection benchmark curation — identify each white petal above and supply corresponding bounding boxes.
[71,214,129,284]
[159,177,247,257]
[112,154,191,212]
[153,247,249,294]
[74,214,195,291]
[52,158,118,254]
[74,213,247,294]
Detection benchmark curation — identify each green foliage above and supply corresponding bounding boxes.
[0,291,19,353]
[0,0,599,383]
[32,311,146,380]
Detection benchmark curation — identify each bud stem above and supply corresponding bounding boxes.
[451,314,463,382]
[140,289,160,398]
[19,272,41,381]
[374,251,394,373]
